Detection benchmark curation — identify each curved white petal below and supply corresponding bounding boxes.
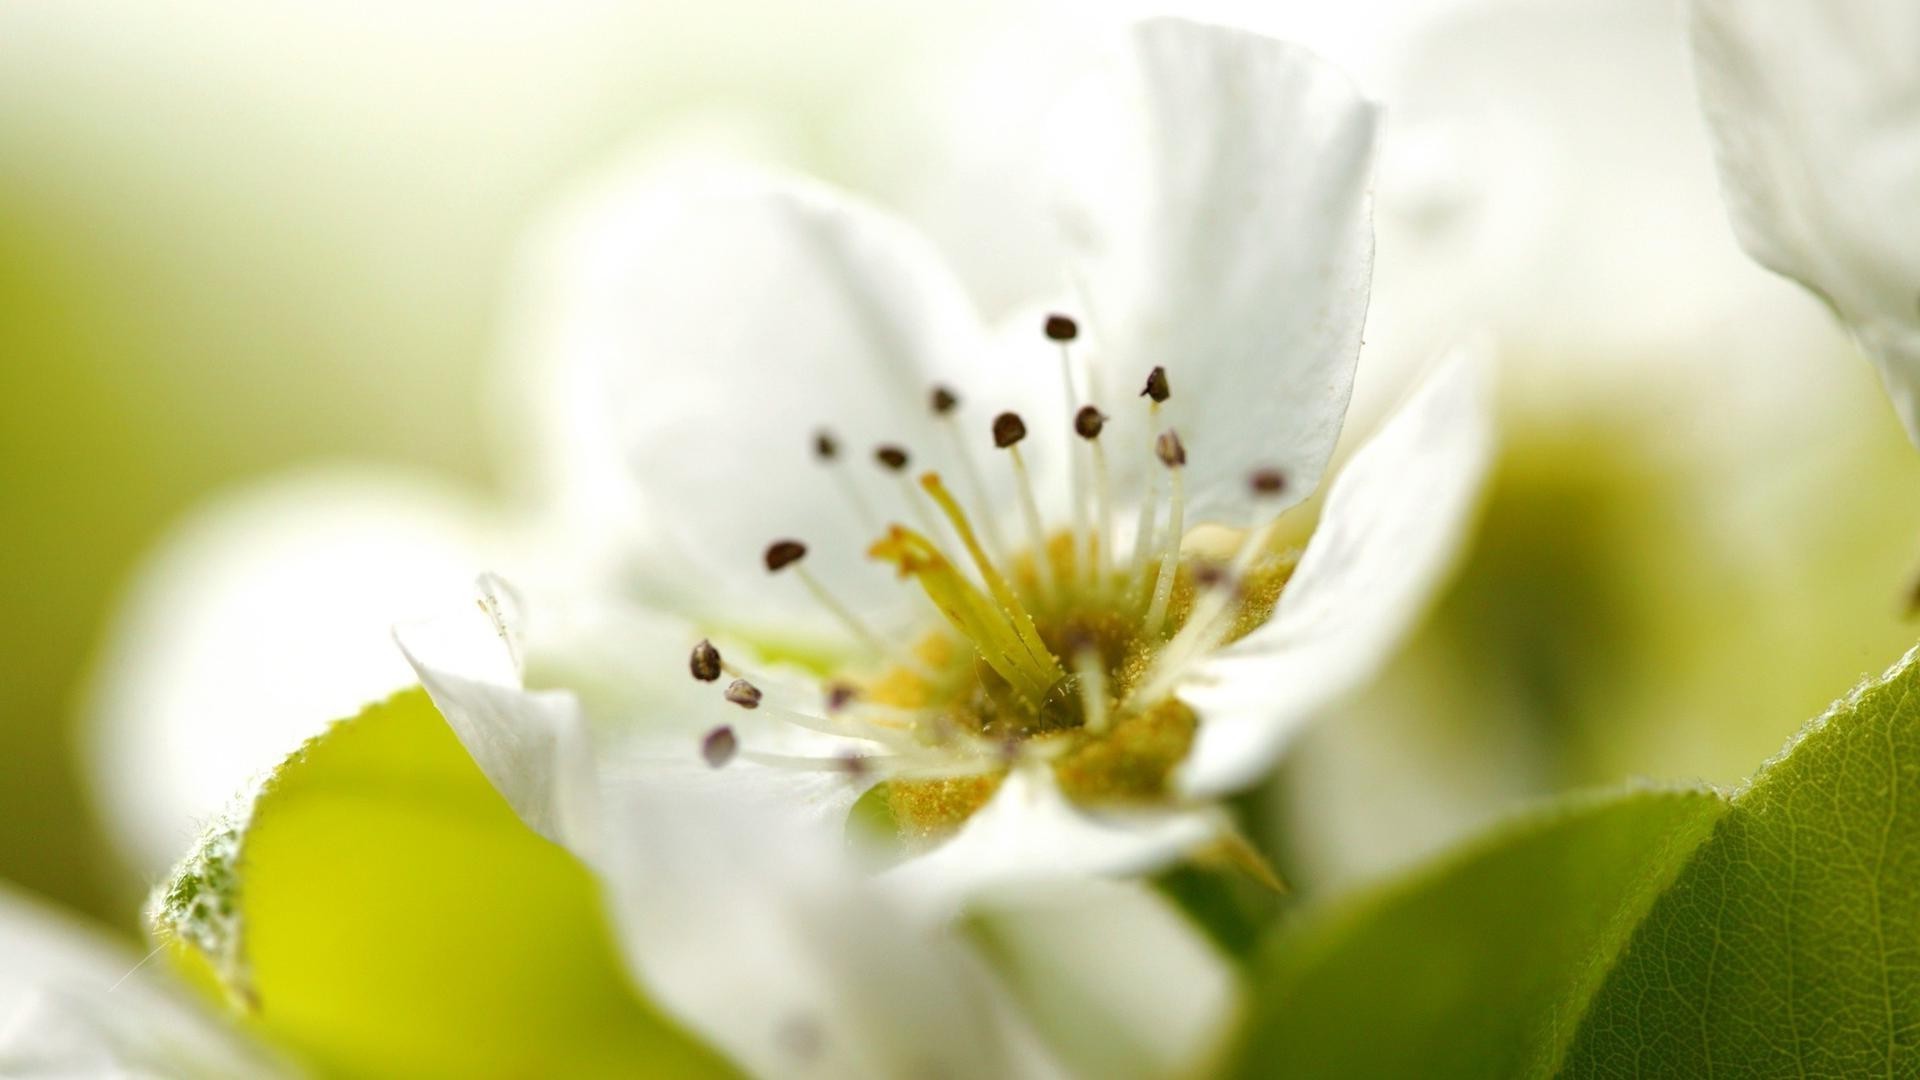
[1690,0,1920,442]
[971,878,1239,1080]
[599,786,1059,1080]
[514,163,1013,644]
[1177,345,1495,797]
[396,578,604,857]
[882,766,1224,920]
[0,888,283,1078]
[1052,18,1378,526]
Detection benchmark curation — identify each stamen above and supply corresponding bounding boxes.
[1067,635,1112,736]
[689,639,723,682]
[739,748,1004,783]
[1249,467,1288,497]
[918,472,1058,675]
[702,726,738,768]
[869,524,1065,707]
[825,681,858,713]
[1131,468,1294,706]
[1076,405,1114,586]
[764,539,904,665]
[1141,366,1171,403]
[765,540,808,573]
[931,385,1012,565]
[759,702,918,750]
[814,428,881,533]
[1143,430,1187,636]
[1130,368,1172,588]
[875,444,945,540]
[725,679,763,709]
[993,411,1057,602]
[1045,315,1089,586]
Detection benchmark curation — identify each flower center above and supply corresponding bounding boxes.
[689,313,1300,843]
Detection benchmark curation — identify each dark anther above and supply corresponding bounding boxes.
[689,639,723,682]
[993,412,1028,449]
[1059,627,1098,658]
[838,753,871,779]
[1249,467,1288,496]
[764,540,808,572]
[1043,313,1079,342]
[930,385,959,415]
[1074,405,1107,440]
[813,430,839,461]
[1192,562,1230,590]
[1141,366,1171,403]
[874,445,910,471]
[724,679,763,709]
[702,726,738,768]
[1155,429,1187,468]
[825,682,858,713]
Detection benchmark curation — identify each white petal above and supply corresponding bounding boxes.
[594,786,1058,1080]
[79,467,500,877]
[1178,344,1494,797]
[395,578,603,856]
[513,163,1006,644]
[413,581,874,839]
[970,878,1239,1080]
[1052,18,1378,526]
[1690,0,1920,442]
[402,585,1050,1078]
[882,765,1224,919]
[0,888,283,1078]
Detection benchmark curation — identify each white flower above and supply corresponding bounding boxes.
[405,17,1493,911]
[401,586,1233,1077]
[1688,0,1920,443]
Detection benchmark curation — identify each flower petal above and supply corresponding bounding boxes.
[970,878,1239,1080]
[597,786,1059,1080]
[882,765,1225,919]
[1177,344,1494,797]
[0,887,284,1078]
[1690,0,1920,442]
[395,576,604,855]
[1052,18,1379,526]
[400,586,1052,1078]
[514,164,1008,644]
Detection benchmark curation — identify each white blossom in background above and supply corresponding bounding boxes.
[81,468,502,875]
[1688,0,1920,444]
[0,886,288,1078]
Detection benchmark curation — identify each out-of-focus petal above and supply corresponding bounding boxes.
[971,877,1239,1080]
[1178,345,1494,797]
[0,888,284,1078]
[512,164,1015,645]
[1691,0,1920,442]
[599,787,1060,1080]
[81,468,501,876]
[1052,18,1377,526]
[882,766,1224,919]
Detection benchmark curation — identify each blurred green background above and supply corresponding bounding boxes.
[5,0,1918,938]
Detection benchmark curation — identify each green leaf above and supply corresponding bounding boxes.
[1228,787,1727,1079]
[1561,646,1920,1076]
[152,688,733,1079]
